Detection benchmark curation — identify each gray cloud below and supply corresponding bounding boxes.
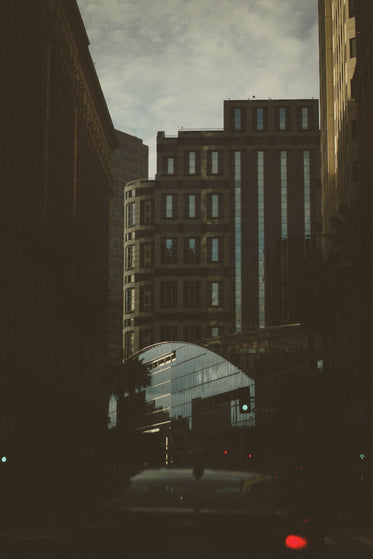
[77,0,319,177]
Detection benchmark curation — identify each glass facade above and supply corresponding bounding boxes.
[234,152,242,332]
[136,342,255,432]
[258,152,265,328]
[303,151,311,237]
[280,151,288,239]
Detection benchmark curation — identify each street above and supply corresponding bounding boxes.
[322,526,373,558]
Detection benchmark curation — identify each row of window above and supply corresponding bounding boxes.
[124,280,224,312]
[125,237,224,269]
[124,325,224,356]
[125,193,224,227]
[232,105,313,133]
[165,150,224,176]
[160,193,223,219]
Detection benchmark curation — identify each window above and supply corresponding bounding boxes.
[350,37,356,58]
[209,326,223,338]
[184,151,200,175]
[124,331,134,357]
[160,281,178,308]
[300,107,309,130]
[126,202,135,227]
[207,150,223,175]
[207,237,223,263]
[211,151,219,174]
[183,325,201,342]
[280,151,288,239]
[188,151,196,174]
[256,108,264,131]
[139,329,153,349]
[161,238,177,263]
[160,325,178,341]
[124,287,135,313]
[140,243,153,267]
[161,194,177,218]
[208,281,223,307]
[184,193,201,218]
[278,107,287,130]
[184,238,201,263]
[184,281,201,307]
[234,108,242,131]
[140,286,153,311]
[207,193,223,218]
[125,245,135,270]
[167,157,175,175]
[140,200,153,225]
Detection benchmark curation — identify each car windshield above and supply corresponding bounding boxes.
[120,472,281,513]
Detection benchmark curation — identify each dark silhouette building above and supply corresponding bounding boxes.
[2,0,117,437]
[318,0,358,252]
[123,99,321,356]
[109,130,148,365]
[353,0,373,189]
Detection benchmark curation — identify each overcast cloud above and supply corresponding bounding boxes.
[77,0,319,177]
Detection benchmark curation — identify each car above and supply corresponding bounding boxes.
[74,466,324,558]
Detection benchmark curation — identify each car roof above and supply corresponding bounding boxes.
[131,468,267,482]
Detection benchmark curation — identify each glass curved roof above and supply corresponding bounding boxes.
[135,341,255,432]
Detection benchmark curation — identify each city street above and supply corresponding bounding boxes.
[323,528,373,558]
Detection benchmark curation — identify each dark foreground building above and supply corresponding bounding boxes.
[123,99,321,356]
[2,0,117,470]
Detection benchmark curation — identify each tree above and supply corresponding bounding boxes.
[109,358,151,399]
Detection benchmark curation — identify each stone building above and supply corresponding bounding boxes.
[123,99,321,356]
[318,0,358,250]
[109,131,148,365]
[2,0,117,436]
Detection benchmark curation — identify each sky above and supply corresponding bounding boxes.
[77,0,320,178]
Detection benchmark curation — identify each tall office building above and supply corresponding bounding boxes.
[109,130,148,365]
[123,99,321,357]
[318,0,358,248]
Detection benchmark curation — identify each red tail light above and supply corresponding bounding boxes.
[285,534,308,550]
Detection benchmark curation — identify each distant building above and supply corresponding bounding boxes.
[109,130,148,365]
[318,0,358,251]
[123,99,321,356]
[117,341,255,467]
[2,0,117,433]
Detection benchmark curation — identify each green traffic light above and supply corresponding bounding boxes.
[1,456,7,463]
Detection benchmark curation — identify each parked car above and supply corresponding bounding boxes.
[74,467,324,558]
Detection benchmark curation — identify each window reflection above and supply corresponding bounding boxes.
[138,342,255,432]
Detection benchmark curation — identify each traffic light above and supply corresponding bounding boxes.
[239,397,251,413]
